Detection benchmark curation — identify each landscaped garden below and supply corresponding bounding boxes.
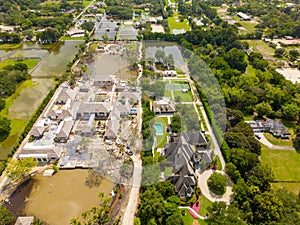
[207,172,227,195]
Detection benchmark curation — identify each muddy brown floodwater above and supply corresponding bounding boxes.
[6,169,114,225]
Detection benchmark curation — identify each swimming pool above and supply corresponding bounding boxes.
[155,123,163,135]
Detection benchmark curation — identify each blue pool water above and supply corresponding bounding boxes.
[155,123,163,135]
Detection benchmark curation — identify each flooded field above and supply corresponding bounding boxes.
[89,54,136,80]
[7,170,114,225]
[0,41,82,159]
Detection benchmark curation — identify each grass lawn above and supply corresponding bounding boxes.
[0,58,39,70]
[168,14,190,31]
[90,43,98,51]
[154,117,168,148]
[214,155,222,170]
[231,15,257,33]
[181,209,208,225]
[164,166,173,176]
[83,0,92,7]
[0,43,22,50]
[173,90,193,102]
[263,133,293,146]
[244,40,275,59]
[60,35,85,41]
[199,194,212,217]
[260,145,300,193]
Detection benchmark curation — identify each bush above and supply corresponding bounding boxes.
[207,172,227,195]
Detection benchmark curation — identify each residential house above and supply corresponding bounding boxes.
[18,145,63,162]
[93,74,115,87]
[30,126,45,139]
[246,120,290,138]
[55,120,74,142]
[81,114,96,137]
[75,102,111,120]
[237,12,251,21]
[162,70,177,77]
[153,97,176,115]
[14,216,34,225]
[164,131,212,198]
[104,120,120,140]
[56,88,77,105]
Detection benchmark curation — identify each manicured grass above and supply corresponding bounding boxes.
[271,182,300,194]
[181,209,208,225]
[215,155,222,170]
[168,14,190,31]
[199,194,212,217]
[164,166,173,176]
[263,133,293,146]
[173,90,193,102]
[244,40,275,59]
[60,35,85,41]
[154,117,168,148]
[90,43,98,51]
[260,145,300,194]
[0,58,39,70]
[0,43,22,50]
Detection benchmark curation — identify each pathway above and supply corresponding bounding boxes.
[178,206,208,220]
[196,170,233,205]
[255,132,295,150]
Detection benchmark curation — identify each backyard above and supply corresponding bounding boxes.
[244,40,275,59]
[263,133,293,146]
[180,209,207,225]
[260,145,300,194]
[154,117,168,148]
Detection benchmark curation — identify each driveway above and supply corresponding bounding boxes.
[255,132,295,150]
[197,170,233,205]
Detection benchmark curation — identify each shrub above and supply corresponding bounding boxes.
[207,172,227,195]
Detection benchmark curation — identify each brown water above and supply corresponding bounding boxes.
[7,170,114,225]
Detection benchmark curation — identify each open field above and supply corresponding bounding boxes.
[260,145,300,194]
[231,16,257,33]
[263,133,293,146]
[244,40,275,59]
[0,58,39,70]
[60,35,85,41]
[168,14,190,32]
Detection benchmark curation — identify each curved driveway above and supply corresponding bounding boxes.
[197,170,233,205]
[255,133,295,150]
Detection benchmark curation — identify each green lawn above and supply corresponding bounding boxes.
[263,133,293,146]
[215,155,222,171]
[199,194,212,217]
[0,58,39,70]
[60,35,85,41]
[244,40,275,59]
[83,1,92,7]
[154,117,168,148]
[181,209,208,225]
[0,43,22,50]
[168,14,190,32]
[164,166,173,176]
[173,91,193,102]
[260,145,300,194]
[231,15,257,33]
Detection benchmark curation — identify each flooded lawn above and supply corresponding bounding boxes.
[7,169,114,225]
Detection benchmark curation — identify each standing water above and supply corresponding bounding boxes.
[6,170,114,225]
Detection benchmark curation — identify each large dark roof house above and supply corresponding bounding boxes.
[246,120,290,138]
[164,131,212,198]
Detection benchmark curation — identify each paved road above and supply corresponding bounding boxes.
[255,132,295,150]
[197,170,233,205]
[122,42,143,225]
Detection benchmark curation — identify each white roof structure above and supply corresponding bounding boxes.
[15,216,34,225]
